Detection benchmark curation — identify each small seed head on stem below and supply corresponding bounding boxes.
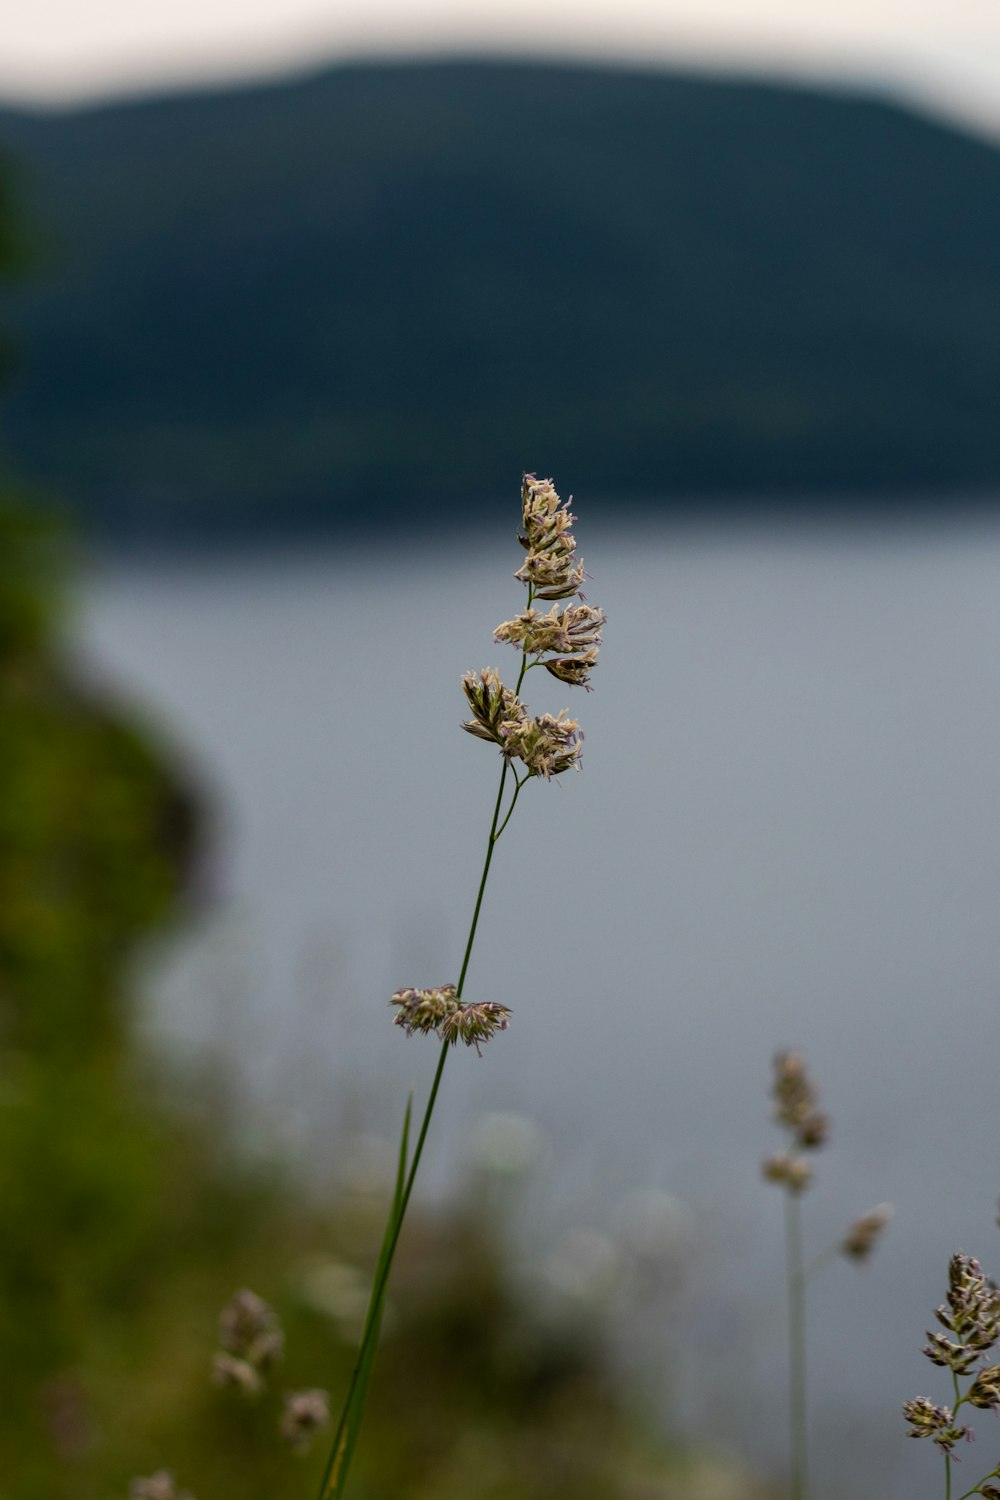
[500,710,583,779]
[762,1152,813,1194]
[771,1050,824,1141]
[461,668,527,745]
[515,474,587,600]
[212,1352,264,1396]
[543,649,600,690]
[968,1364,1000,1409]
[390,985,460,1037]
[937,1254,1000,1349]
[841,1203,894,1262]
[391,986,511,1052]
[439,1000,512,1055]
[902,1397,969,1452]
[922,1330,979,1374]
[493,603,605,657]
[217,1289,283,1374]
[130,1475,194,1500]
[280,1389,330,1453]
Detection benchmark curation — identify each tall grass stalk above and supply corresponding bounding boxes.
[763,1050,891,1500]
[316,475,604,1498]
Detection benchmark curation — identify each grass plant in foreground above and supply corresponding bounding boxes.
[130,472,605,1500]
[313,473,605,1500]
[903,1253,1000,1500]
[762,1050,892,1500]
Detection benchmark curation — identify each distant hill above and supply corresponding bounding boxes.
[2,58,1000,539]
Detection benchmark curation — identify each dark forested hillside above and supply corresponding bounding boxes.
[2,58,1000,539]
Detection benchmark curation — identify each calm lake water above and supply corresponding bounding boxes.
[75,511,1000,1498]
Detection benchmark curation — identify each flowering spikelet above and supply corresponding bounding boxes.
[439,1000,511,1055]
[391,985,460,1038]
[543,649,599,689]
[762,1152,812,1194]
[771,1049,827,1150]
[391,986,511,1053]
[763,1050,828,1200]
[841,1203,894,1262]
[967,1363,1000,1409]
[935,1253,1000,1348]
[212,1288,283,1396]
[130,1475,194,1500]
[280,1389,330,1453]
[906,1252,1000,1476]
[463,475,602,779]
[515,550,587,600]
[922,1330,980,1373]
[213,1352,265,1396]
[514,474,586,600]
[902,1397,970,1453]
[501,710,583,779]
[461,668,527,745]
[493,603,605,657]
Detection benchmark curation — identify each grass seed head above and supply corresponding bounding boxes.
[280,1389,330,1453]
[130,1475,194,1500]
[902,1397,969,1452]
[762,1152,813,1195]
[439,1000,512,1054]
[841,1203,894,1262]
[391,986,511,1052]
[391,985,460,1038]
[217,1288,284,1372]
[501,710,583,779]
[212,1352,264,1396]
[461,668,527,745]
[515,473,586,600]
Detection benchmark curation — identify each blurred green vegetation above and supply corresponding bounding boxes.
[0,158,775,1500]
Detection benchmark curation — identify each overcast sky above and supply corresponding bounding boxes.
[4,0,1000,138]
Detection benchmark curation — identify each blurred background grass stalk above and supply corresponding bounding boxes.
[784,1187,808,1500]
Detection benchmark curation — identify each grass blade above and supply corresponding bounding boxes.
[319,1093,412,1499]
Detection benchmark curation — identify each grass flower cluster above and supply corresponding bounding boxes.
[461,475,604,778]
[904,1253,1000,1499]
[211,1288,285,1397]
[130,1475,194,1500]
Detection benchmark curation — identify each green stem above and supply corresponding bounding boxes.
[785,1190,808,1500]
[317,737,524,1499]
[492,774,527,844]
[455,761,511,996]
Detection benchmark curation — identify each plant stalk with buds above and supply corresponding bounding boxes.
[315,475,604,1499]
[763,1050,891,1500]
[904,1252,1000,1500]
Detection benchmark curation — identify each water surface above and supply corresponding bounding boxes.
[77,513,1000,1498]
